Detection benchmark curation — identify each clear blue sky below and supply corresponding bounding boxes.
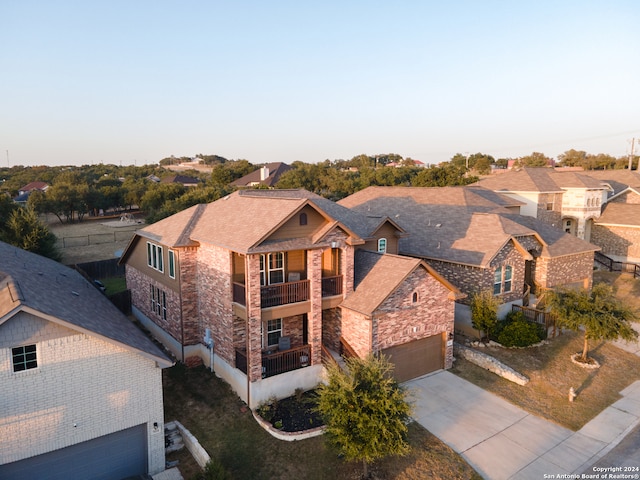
[2,1,639,167]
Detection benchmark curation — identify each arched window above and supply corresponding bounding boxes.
[377,238,387,253]
[412,292,418,303]
[300,213,307,225]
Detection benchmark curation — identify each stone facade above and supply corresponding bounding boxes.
[536,192,563,227]
[591,225,640,261]
[0,312,166,474]
[374,267,455,369]
[535,251,594,289]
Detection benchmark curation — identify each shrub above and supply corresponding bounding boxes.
[195,459,232,480]
[497,318,544,347]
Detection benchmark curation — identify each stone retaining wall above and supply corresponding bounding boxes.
[454,343,529,386]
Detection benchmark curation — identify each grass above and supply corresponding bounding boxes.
[451,271,640,431]
[163,364,482,480]
[100,276,127,295]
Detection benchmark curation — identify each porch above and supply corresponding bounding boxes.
[235,344,312,378]
[232,275,343,308]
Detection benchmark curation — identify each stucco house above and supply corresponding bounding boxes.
[0,241,173,479]
[474,167,608,241]
[338,185,599,329]
[120,189,461,407]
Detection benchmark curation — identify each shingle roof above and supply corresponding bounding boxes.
[475,167,606,192]
[230,162,293,187]
[0,241,172,367]
[127,189,396,255]
[160,174,199,185]
[19,181,49,192]
[339,185,598,265]
[595,203,640,227]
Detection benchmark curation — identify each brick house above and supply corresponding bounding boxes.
[474,167,608,241]
[0,241,172,479]
[120,189,461,407]
[338,186,598,331]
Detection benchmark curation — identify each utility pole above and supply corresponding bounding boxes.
[6,150,8,168]
[629,138,636,171]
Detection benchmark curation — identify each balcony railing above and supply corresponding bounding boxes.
[232,275,343,308]
[235,345,311,378]
[322,275,343,297]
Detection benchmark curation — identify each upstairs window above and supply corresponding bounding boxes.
[266,319,282,347]
[168,250,175,279]
[378,238,387,253]
[412,292,418,303]
[146,242,164,273]
[299,213,307,225]
[150,285,167,320]
[12,345,38,372]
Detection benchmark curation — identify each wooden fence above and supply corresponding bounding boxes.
[75,258,125,279]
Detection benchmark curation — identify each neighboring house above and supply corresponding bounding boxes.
[0,241,173,479]
[17,181,49,196]
[338,186,598,330]
[474,167,608,241]
[13,181,49,206]
[584,170,640,263]
[120,189,461,407]
[230,162,293,188]
[160,174,199,187]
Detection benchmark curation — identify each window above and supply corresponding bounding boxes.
[493,265,513,295]
[168,250,175,279]
[412,292,418,303]
[266,319,282,347]
[378,238,387,253]
[260,252,285,286]
[150,285,167,320]
[146,242,164,273]
[299,213,307,225]
[546,202,554,211]
[12,344,38,372]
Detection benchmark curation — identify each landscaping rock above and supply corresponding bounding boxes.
[454,343,529,385]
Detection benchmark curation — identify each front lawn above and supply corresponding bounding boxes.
[163,364,481,480]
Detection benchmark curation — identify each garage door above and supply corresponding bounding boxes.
[0,424,147,480]
[382,334,443,382]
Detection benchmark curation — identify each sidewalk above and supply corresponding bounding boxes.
[407,372,640,480]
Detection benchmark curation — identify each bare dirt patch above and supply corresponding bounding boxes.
[45,214,143,265]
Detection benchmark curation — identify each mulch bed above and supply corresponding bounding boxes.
[267,390,324,432]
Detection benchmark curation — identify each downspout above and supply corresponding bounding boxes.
[178,251,185,362]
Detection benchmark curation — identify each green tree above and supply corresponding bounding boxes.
[316,354,411,478]
[2,207,61,260]
[412,164,478,187]
[557,149,588,167]
[470,290,500,341]
[547,283,638,362]
[517,152,552,167]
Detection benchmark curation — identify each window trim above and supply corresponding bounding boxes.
[266,318,282,347]
[493,265,513,295]
[150,285,167,320]
[12,344,38,373]
[146,242,164,273]
[260,252,285,286]
[378,238,387,254]
[168,250,175,279]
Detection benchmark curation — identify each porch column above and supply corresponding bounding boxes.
[245,254,263,383]
[308,249,323,365]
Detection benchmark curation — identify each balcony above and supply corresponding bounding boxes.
[235,344,311,378]
[232,275,343,308]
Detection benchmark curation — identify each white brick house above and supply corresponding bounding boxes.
[0,241,173,480]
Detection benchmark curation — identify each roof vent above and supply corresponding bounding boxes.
[71,291,79,296]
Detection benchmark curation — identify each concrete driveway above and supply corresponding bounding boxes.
[406,372,640,480]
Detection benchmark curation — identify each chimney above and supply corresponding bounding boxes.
[260,166,269,181]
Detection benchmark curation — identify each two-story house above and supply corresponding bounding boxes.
[0,241,173,480]
[120,189,461,407]
[474,167,608,241]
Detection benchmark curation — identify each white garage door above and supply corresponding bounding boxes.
[0,424,148,480]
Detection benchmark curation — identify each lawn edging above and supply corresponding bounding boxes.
[454,343,529,386]
[252,410,326,442]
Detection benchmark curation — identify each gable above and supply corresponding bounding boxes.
[0,312,76,350]
[264,204,328,242]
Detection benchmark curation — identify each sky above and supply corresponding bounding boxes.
[2,1,640,167]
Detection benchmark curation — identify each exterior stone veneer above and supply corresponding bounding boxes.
[591,225,640,262]
[341,266,455,369]
[535,251,594,290]
[536,193,563,227]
